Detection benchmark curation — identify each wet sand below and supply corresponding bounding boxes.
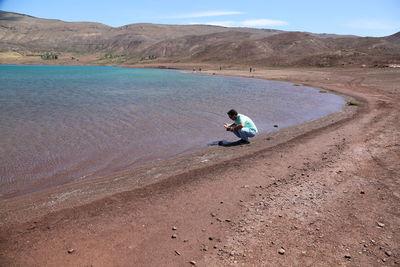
[0,67,399,266]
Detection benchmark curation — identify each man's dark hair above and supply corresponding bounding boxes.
[227,109,238,116]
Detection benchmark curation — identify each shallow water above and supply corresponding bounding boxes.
[0,65,344,198]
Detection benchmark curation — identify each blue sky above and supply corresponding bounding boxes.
[1,0,399,36]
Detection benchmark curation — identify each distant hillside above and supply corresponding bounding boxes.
[1,11,399,67]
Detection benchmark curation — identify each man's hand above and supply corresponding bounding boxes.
[224,123,231,128]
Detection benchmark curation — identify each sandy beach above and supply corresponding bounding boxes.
[0,66,399,266]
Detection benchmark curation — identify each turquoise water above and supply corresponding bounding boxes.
[0,65,345,198]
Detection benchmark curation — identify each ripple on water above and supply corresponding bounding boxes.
[0,65,345,198]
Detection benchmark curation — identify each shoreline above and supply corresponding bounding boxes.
[0,67,357,226]
[1,66,399,266]
[0,65,347,201]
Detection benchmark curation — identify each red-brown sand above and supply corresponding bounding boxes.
[0,67,399,266]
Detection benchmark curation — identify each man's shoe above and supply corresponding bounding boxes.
[239,139,250,144]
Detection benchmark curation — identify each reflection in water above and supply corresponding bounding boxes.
[0,65,344,198]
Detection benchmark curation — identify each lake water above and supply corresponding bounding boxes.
[0,65,344,198]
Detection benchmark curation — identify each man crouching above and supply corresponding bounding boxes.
[224,109,258,144]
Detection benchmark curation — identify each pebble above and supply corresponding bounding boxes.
[172,226,177,231]
[278,248,285,255]
[67,249,75,254]
[385,251,392,256]
[189,260,197,265]
[225,219,231,222]
[171,234,177,239]
[210,213,217,217]
[377,222,385,228]
[344,254,352,259]
[175,250,181,256]
[274,125,279,128]
[382,258,388,262]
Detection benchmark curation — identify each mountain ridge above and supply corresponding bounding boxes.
[1,11,399,67]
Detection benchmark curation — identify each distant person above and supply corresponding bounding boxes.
[224,109,258,144]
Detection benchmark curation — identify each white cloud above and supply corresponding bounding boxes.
[167,11,243,19]
[189,19,289,28]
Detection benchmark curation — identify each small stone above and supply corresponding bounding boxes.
[344,254,351,259]
[67,249,75,254]
[274,125,279,128]
[377,222,385,228]
[210,213,217,217]
[360,191,365,194]
[175,250,181,256]
[172,226,177,231]
[382,258,387,262]
[278,248,285,255]
[208,237,213,241]
[385,251,392,256]
[225,219,231,222]
[189,260,197,265]
[213,245,218,249]
[301,251,307,256]
[171,234,177,239]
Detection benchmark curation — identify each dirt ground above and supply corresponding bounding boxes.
[0,67,399,266]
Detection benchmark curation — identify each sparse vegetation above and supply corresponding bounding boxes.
[348,100,363,106]
[99,54,126,62]
[41,53,58,60]
[140,55,157,61]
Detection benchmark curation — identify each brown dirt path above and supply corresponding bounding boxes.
[0,67,399,266]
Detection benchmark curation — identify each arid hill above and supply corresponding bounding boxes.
[1,11,399,67]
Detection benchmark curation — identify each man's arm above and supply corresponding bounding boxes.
[232,121,245,131]
[224,121,245,131]
[224,122,235,128]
